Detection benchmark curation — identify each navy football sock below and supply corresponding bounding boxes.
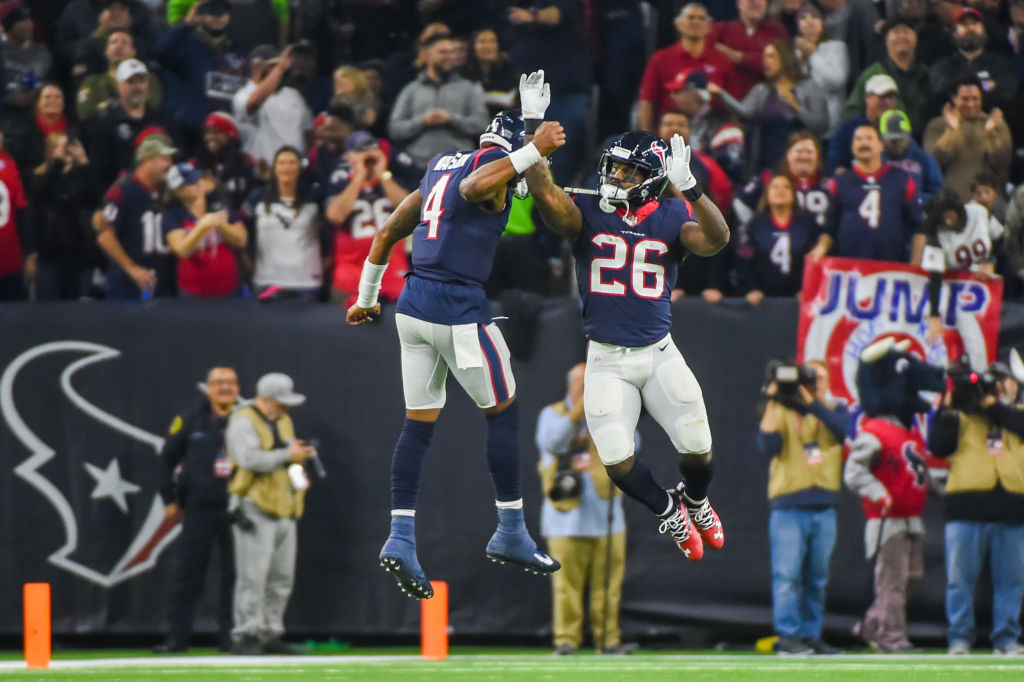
[679,457,712,503]
[389,418,436,511]
[609,459,672,516]
[485,401,521,502]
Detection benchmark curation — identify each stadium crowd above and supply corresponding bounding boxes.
[6,0,1024,658]
[1,0,1022,306]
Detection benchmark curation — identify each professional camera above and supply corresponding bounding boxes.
[762,360,818,399]
[947,355,999,414]
[304,438,327,479]
[548,454,582,501]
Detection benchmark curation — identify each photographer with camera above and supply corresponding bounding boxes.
[225,372,315,655]
[927,357,1024,655]
[536,363,635,656]
[758,360,850,656]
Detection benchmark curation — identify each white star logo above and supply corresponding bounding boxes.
[83,458,141,513]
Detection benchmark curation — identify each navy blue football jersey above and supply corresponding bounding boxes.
[737,211,819,296]
[573,195,692,347]
[824,164,922,262]
[99,174,174,299]
[736,170,831,229]
[396,146,512,325]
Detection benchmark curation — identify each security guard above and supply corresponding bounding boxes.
[154,366,240,653]
[928,362,1024,656]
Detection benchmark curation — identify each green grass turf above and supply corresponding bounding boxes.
[1,650,1024,681]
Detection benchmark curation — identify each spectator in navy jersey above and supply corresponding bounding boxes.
[736,173,820,304]
[93,131,177,299]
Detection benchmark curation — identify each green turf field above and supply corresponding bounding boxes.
[2,649,1024,681]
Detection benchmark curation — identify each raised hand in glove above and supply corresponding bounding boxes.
[519,69,551,121]
[665,134,697,193]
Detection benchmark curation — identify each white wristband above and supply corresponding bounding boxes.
[356,259,388,308]
[508,142,542,174]
[920,245,946,273]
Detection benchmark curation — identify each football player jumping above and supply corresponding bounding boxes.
[346,96,564,599]
[522,71,730,561]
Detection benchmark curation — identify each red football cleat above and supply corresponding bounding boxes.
[685,494,724,550]
[658,491,704,561]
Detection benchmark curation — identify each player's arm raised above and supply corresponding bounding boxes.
[459,121,563,210]
[345,189,422,325]
[524,140,582,244]
[666,135,730,256]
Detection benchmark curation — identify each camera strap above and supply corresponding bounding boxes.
[254,408,287,449]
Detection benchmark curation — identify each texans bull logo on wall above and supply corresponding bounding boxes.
[797,257,1002,403]
[1,341,180,588]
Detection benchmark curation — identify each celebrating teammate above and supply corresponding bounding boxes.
[522,73,730,561]
[346,85,564,599]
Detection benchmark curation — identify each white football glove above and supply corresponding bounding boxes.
[665,134,697,192]
[519,69,550,120]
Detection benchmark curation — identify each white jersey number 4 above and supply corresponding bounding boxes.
[769,233,792,274]
[422,173,452,240]
[858,188,881,229]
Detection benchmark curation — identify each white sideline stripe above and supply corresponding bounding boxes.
[0,653,1023,671]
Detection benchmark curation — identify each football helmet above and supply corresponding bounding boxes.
[598,131,670,211]
[479,108,525,152]
[479,109,529,198]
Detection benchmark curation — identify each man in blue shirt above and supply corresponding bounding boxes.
[537,363,636,656]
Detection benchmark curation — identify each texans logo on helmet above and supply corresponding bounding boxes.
[649,142,666,167]
[1,341,181,587]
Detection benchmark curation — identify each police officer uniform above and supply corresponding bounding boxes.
[156,397,236,651]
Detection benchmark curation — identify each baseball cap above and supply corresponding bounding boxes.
[135,133,177,162]
[166,163,204,191]
[988,361,1013,379]
[256,373,306,407]
[203,111,239,141]
[881,15,917,35]
[865,73,899,96]
[667,69,710,93]
[197,0,231,15]
[880,109,912,141]
[956,7,983,23]
[0,1,29,31]
[345,130,378,152]
[115,58,148,84]
[250,44,280,64]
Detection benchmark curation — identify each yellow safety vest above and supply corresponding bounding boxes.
[227,405,305,519]
[946,412,1024,495]
[767,405,843,500]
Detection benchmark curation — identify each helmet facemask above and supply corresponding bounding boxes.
[597,150,666,213]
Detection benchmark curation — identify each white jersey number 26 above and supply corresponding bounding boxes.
[590,234,669,299]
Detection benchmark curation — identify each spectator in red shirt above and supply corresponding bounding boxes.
[0,129,33,301]
[638,3,737,132]
[708,0,788,98]
[162,163,248,298]
[657,110,733,210]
